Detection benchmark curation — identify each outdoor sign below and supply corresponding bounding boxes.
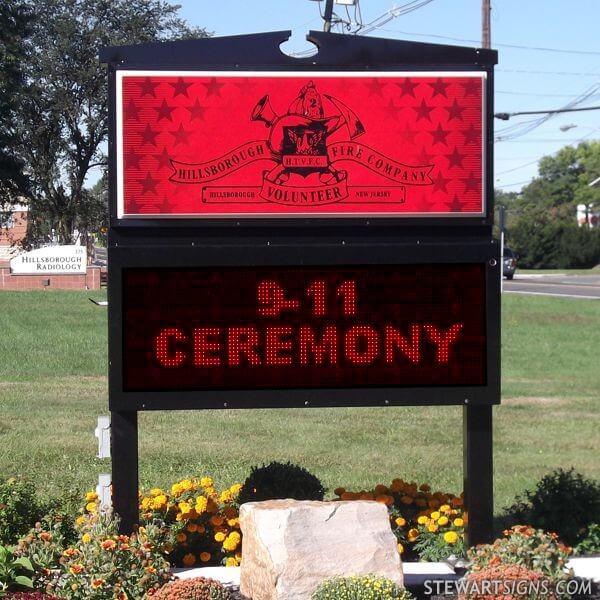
[122,263,486,392]
[102,30,498,544]
[117,71,485,218]
[10,245,87,274]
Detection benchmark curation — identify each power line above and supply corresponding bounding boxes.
[497,90,600,98]
[378,29,600,56]
[495,104,600,120]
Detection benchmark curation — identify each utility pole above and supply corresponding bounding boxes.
[323,0,334,32]
[482,0,491,49]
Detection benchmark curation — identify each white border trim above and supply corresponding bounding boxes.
[116,70,487,219]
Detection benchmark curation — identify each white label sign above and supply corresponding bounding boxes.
[10,245,87,274]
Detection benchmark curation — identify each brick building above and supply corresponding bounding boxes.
[0,204,28,266]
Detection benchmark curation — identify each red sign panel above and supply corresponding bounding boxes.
[117,72,485,218]
[122,264,486,391]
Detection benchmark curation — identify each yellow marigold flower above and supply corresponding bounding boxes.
[182,553,195,567]
[230,483,242,496]
[176,532,187,543]
[187,522,198,533]
[141,497,151,510]
[82,533,92,544]
[149,488,163,497]
[180,479,193,492]
[430,511,441,520]
[205,487,217,498]
[195,496,208,514]
[215,532,226,543]
[428,523,438,533]
[417,515,429,525]
[453,518,464,528]
[407,528,419,542]
[152,495,168,511]
[444,531,459,544]
[200,477,213,488]
[225,557,238,567]
[210,515,225,526]
[438,516,449,526]
[75,515,86,526]
[227,518,239,528]
[397,543,404,554]
[200,552,211,563]
[85,502,97,513]
[395,517,406,527]
[220,490,232,504]
[223,537,239,551]
[91,578,104,589]
[229,531,241,540]
[334,487,345,496]
[85,491,98,502]
[178,501,193,518]
[440,504,451,513]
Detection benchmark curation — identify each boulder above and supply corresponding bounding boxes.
[239,499,403,600]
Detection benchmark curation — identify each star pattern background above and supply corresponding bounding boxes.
[121,74,484,216]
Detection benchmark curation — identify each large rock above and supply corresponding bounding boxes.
[239,499,403,600]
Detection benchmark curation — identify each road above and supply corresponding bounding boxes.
[504,274,600,300]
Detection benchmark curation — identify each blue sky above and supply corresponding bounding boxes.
[170,0,600,192]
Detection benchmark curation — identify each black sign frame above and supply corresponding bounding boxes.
[102,30,498,546]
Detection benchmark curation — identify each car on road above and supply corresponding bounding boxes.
[503,247,517,280]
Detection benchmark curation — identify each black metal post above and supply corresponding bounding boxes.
[111,410,139,534]
[463,404,494,546]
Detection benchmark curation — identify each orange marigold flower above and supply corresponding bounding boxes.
[200,552,211,563]
[334,487,345,496]
[400,495,413,505]
[182,553,195,567]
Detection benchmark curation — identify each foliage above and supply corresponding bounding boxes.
[311,575,413,600]
[413,504,467,561]
[139,478,243,568]
[0,1,31,202]
[0,479,48,546]
[5,594,60,600]
[575,523,600,556]
[14,0,207,247]
[238,461,325,505]
[148,576,232,600]
[0,545,34,597]
[499,141,600,269]
[504,468,600,546]
[333,479,465,559]
[43,511,172,600]
[461,564,558,600]
[468,526,572,584]
[14,510,78,591]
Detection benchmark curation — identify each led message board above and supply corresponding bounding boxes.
[116,71,485,218]
[122,263,486,392]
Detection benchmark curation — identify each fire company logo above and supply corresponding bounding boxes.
[169,81,434,206]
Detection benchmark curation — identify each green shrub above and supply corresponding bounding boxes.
[468,526,571,585]
[5,594,60,599]
[0,544,35,597]
[312,575,413,600]
[0,480,48,545]
[148,576,232,599]
[575,523,600,556]
[237,461,324,504]
[504,468,600,546]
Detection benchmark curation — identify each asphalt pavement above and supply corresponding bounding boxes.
[503,273,600,300]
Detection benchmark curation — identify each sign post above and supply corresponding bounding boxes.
[102,31,499,543]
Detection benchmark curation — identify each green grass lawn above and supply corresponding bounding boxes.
[0,290,598,516]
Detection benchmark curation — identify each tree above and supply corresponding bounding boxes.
[0,1,31,207]
[16,0,206,246]
[501,141,600,268]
